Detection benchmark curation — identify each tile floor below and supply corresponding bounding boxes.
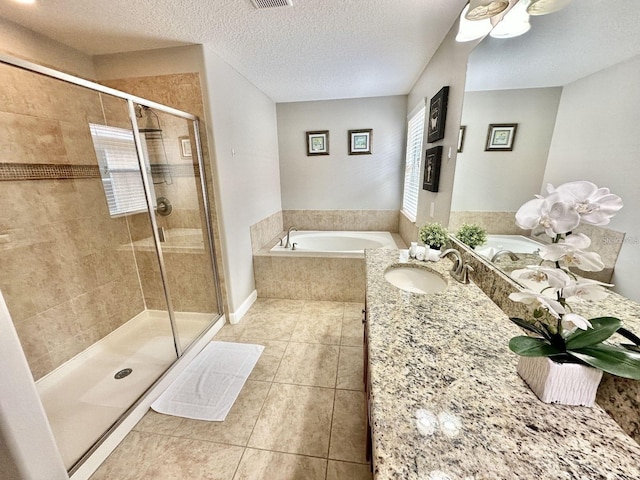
[90,299,372,480]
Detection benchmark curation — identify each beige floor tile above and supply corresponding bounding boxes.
[248,354,282,381]
[341,316,364,346]
[237,338,288,358]
[89,431,169,480]
[343,303,365,319]
[290,314,342,344]
[274,342,339,388]
[141,437,243,480]
[239,315,298,341]
[232,448,327,480]
[326,460,372,480]
[301,300,345,316]
[336,346,364,391]
[133,409,183,436]
[328,390,368,464]
[214,322,246,340]
[250,298,306,315]
[173,381,270,446]
[248,383,334,457]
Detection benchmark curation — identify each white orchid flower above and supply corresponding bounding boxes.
[515,191,580,236]
[514,266,571,290]
[548,181,623,226]
[561,313,593,332]
[509,290,566,319]
[539,233,605,271]
[563,278,613,303]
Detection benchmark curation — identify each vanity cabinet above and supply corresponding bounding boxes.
[362,306,372,462]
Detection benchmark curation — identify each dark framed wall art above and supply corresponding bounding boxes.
[306,130,330,156]
[348,129,372,155]
[427,86,449,143]
[423,146,443,192]
[458,126,466,153]
[485,124,518,151]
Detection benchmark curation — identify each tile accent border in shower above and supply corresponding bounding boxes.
[0,162,200,181]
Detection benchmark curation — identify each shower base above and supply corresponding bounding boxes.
[36,309,216,470]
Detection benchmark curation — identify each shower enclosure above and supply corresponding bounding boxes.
[0,54,222,474]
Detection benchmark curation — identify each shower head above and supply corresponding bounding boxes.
[137,105,162,133]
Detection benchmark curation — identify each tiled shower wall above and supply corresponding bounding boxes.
[0,63,145,380]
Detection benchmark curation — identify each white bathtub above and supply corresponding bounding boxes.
[475,234,543,260]
[270,230,398,255]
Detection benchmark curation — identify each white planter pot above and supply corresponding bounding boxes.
[516,356,603,407]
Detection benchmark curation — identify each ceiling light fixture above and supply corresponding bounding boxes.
[465,0,510,20]
[14,0,36,4]
[456,5,492,42]
[527,0,573,15]
[490,0,531,38]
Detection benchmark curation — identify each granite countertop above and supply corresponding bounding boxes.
[365,248,640,480]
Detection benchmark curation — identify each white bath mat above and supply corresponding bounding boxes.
[151,341,263,421]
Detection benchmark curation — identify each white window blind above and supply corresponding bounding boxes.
[89,123,153,217]
[401,104,426,221]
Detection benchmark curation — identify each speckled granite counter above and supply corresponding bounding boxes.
[365,248,640,480]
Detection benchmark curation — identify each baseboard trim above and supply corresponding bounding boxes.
[229,290,257,324]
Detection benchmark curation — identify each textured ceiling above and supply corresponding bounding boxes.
[466,0,640,91]
[0,0,468,102]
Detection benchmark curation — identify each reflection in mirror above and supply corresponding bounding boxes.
[450,0,640,302]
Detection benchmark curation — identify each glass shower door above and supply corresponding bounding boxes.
[0,59,181,471]
[132,102,221,353]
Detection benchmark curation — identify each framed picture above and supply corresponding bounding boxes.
[179,136,192,158]
[485,124,518,151]
[423,146,443,192]
[427,86,449,143]
[458,125,466,153]
[306,130,330,156]
[348,129,372,155]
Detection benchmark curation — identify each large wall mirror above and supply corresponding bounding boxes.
[450,0,640,303]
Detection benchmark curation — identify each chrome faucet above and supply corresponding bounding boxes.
[439,248,474,284]
[490,250,520,263]
[284,226,298,249]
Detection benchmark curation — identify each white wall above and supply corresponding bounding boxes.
[407,18,478,226]
[0,17,95,79]
[277,96,407,210]
[542,55,640,302]
[451,87,562,211]
[201,45,282,313]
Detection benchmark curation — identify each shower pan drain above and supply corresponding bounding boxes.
[114,368,133,379]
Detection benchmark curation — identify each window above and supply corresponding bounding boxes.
[401,103,426,221]
[89,123,154,217]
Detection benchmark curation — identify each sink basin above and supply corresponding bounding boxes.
[384,265,447,294]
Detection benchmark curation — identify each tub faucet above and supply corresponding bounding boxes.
[439,248,474,284]
[491,250,520,263]
[285,226,298,249]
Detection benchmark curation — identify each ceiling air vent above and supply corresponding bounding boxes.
[250,0,292,8]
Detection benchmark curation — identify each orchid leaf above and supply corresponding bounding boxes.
[509,336,563,357]
[509,317,551,340]
[570,344,640,380]
[617,327,640,347]
[565,317,621,350]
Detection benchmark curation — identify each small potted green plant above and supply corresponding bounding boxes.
[418,222,448,250]
[455,223,487,249]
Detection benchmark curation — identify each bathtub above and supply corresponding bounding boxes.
[475,234,543,260]
[256,230,400,301]
[269,230,398,255]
